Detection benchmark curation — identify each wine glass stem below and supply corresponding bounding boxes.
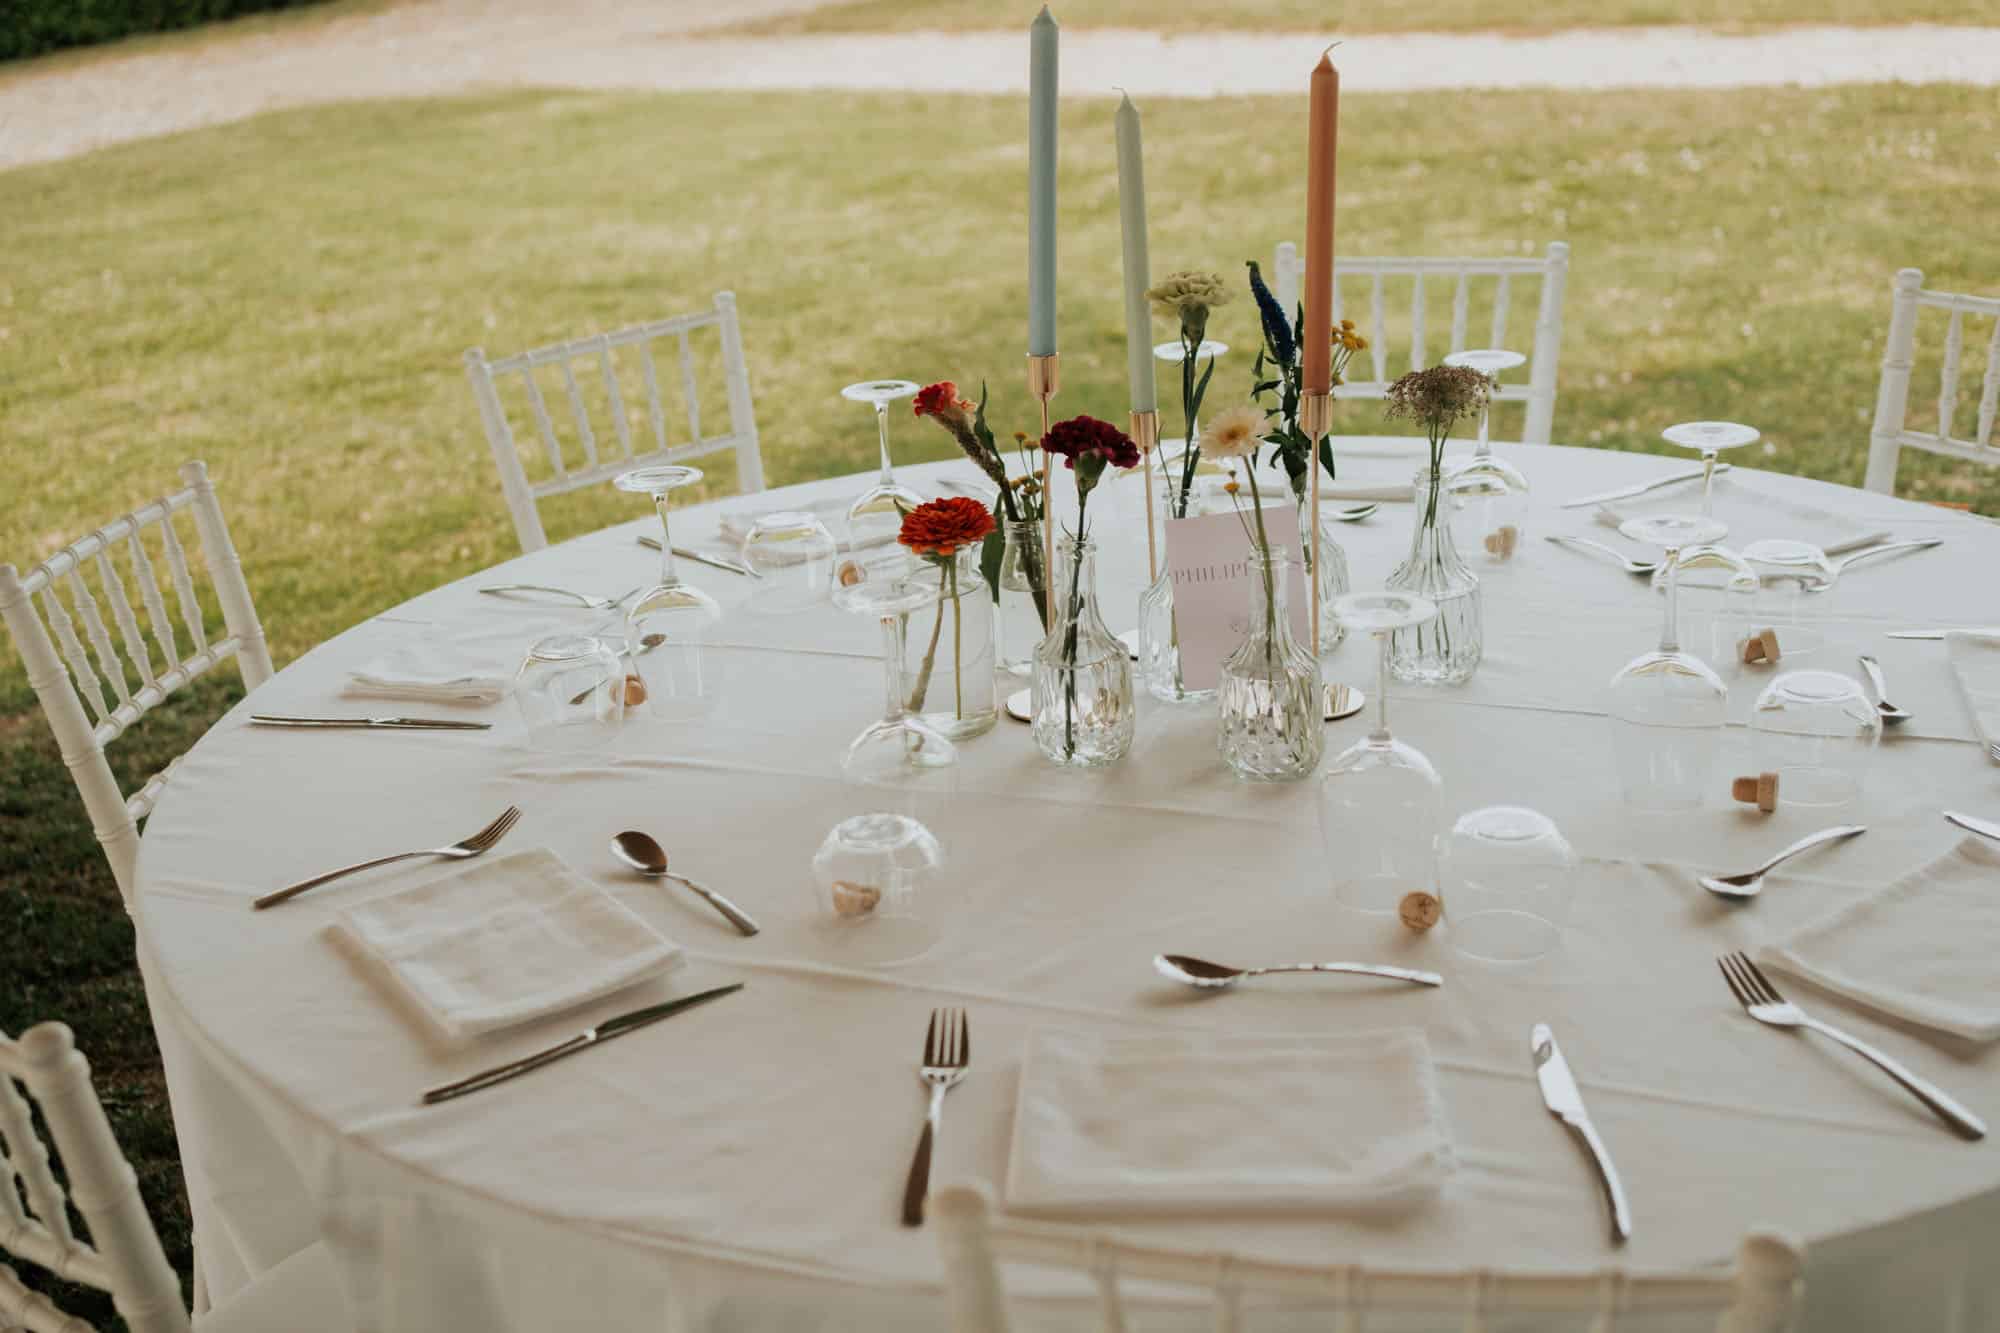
[1658,544,1682,654]
[1370,631,1391,741]
[875,402,895,487]
[877,615,906,723]
[1475,402,1491,460]
[653,491,680,586]
[1700,448,1718,519]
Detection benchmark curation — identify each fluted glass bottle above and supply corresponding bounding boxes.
[1297,494,1351,659]
[899,546,997,740]
[995,518,1048,678]
[1137,480,1216,704]
[1386,467,1483,685]
[1032,535,1134,767]
[1218,547,1324,782]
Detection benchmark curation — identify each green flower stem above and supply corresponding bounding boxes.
[949,560,963,720]
[1245,466,1277,683]
[907,562,947,714]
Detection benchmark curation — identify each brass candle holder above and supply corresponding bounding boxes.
[1028,353,1060,621]
[1131,408,1161,581]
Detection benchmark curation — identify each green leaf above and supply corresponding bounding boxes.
[980,528,1005,603]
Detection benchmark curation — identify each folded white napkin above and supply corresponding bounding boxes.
[1005,1028,1454,1215]
[1946,630,2000,749]
[1598,477,1888,555]
[345,641,512,705]
[1759,837,2000,1042]
[333,847,680,1043]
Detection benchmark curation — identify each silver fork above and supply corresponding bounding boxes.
[901,1008,970,1226]
[478,584,641,610]
[1717,952,1985,1140]
[253,806,523,910]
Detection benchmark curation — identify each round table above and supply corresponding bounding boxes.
[135,442,2000,1332]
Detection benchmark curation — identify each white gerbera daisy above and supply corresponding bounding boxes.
[1199,405,1271,460]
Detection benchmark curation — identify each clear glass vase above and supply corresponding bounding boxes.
[1031,535,1135,767]
[1218,547,1325,782]
[1138,480,1216,704]
[899,546,997,741]
[1387,467,1483,685]
[1297,493,1351,659]
[995,518,1047,678]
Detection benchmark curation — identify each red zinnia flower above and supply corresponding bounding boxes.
[1040,415,1142,471]
[912,381,973,421]
[897,496,995,558]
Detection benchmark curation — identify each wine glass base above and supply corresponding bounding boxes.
[840,716,958,789]
[847,482,927,526]
[1451,909,1560,964]
[1333,873,1419,916]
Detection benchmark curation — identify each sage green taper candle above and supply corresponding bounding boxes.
[1114,92,1155,414]
[1028,5,1059,356]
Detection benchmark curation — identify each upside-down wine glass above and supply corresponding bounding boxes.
[1606,514,1729,810]
[1661,421,1759,534]
[1442,349,1531,561]
[832,554,958,790]
[616,464,721,718]
[843,380,925,543]
[1317,592,1446,914]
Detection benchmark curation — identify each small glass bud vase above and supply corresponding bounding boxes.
[1138,478,1217,704]
[1297,493,1351,659]
[995,517,1047,677]
[1032,535,1134,767]
[1387,467,1483,685]
[900,545,997,741]
[1218,547,1325,782]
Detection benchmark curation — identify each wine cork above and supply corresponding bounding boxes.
[1740,628,1781,664]
[1483,525,1519,558]
[1732,771,1779,813]
[836,559,866,588]
[1398,890,1443,931]
[830,880,881,917]
[615,674,647,707]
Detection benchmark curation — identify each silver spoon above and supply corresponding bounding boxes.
[1855,655,1912,725]
[1799,538,1945,594]
[611,830,760,935]
[567,634,666,705]
[1153,953,1441,989]
[1698,825,1867,900]
[1544,535,1659,576]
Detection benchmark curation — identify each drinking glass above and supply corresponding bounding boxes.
[1442,806,1577,964]
[1739,538,1831,659]
[616,465,721,718]
[1442,349,1530,562]
[513,633,626,751]
[742,509,837,614]
[1661,421,1760,532]
[1317,592,1445,914]
[842,380,925,544]
[832,554,958,790]
[1606,514,1729,811]
[809,812,947,966]
[1749,669,1880,808]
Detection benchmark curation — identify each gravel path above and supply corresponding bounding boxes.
[3,4,1997,171]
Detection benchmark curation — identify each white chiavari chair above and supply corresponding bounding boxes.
[465,290,766,552]
[1863,268,2000,496]
[0,462,272,900]
[936,1183,1802,1333]
[0,1022,344,1333]
[1273,242,1570,444]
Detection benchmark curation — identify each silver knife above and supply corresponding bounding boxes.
[1945,810,2000,841]
[1886,628,2000,640]
[1532,1024,1632,1244]
[421,983,744,1105]
[1559,464,1732,509]
[250,715,492,731]
[635,535,760,578]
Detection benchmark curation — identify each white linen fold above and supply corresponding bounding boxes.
[332,847,681,1043]
[1597,476,1889,554]
[345,647,511,705]
[1005,1028,1455,1215]
[1759,836,2000,1043]
[1945,630,2000,750]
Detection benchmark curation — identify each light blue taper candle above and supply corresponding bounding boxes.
[1114,92,1155,414]
[1028,5,1059,356]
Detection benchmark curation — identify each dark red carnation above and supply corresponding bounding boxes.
[1040,415,1141,471]
[896,496,996,558]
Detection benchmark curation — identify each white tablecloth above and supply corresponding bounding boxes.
[133,442,2000,1332]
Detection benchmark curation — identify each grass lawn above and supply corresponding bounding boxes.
[735,0,2000,34]
[1,82,1995,1318]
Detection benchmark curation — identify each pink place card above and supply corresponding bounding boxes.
[1162,501,1313,691]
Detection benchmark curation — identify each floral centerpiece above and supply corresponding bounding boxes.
[895,496,996,728]
[1382,363,1494,685]
[1031,414,1141,766]
[912,379,1047,626]
[1146,270,1230,519]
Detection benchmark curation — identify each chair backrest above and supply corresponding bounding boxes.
[935,1183,1801,1333]
[465,290,765,553]
[1863,267,2000,494]
[0,1023,190,1333]
[0,460,272,899]
[1273,242,1570,444]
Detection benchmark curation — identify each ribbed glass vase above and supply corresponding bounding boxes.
[1031,535,1135,767]
[1386,468,1483,685]
[1217,547,1324,782]
[1137,478,1217,704]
